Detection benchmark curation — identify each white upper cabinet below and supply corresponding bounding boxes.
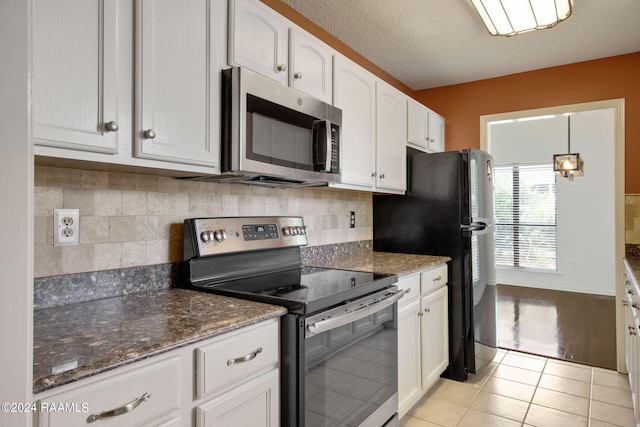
[333,56,406,194]
[32,0,120,154]
[332,56,377,190]
[32,0,224,173]
[229,0,289,85]
[229,0,333,103]
[428,110,445,152]
[135,0,221,167]
[407,98,445,153]
[289,28,333,104]
[376,80,407,192]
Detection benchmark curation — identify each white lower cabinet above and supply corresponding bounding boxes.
[623,261,640,426]
[35,318,280,427]
[420,286,449,391]
[397,264,449,419]
[398,296,421,414]
[195,369,279,427]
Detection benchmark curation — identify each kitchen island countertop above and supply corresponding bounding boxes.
[33,288,286,394]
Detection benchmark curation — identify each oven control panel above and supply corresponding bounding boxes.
[184,216,308,258]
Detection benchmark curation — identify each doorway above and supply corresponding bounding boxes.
[480,99,625,371]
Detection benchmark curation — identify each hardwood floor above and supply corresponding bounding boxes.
[496,284,617,370]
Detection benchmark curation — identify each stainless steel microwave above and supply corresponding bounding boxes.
[219,67,341,187]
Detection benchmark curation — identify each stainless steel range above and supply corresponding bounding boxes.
[183,216,401,427]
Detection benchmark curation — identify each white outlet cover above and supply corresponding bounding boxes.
[54,209,79,246]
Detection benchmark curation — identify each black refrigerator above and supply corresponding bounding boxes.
[373,148,498,381]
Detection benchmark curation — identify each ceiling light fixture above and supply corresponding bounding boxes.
[470,0,573,37]
[553,115,584,180]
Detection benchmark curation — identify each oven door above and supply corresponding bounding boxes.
[302,287,403,427]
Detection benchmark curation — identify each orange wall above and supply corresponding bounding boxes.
[414,53,640,193]
[261,2,639,192]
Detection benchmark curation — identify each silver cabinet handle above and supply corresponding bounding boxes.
[143,129,156,139]
[277,64,286,72]
[433,275,442,282]
[104,121,119,132]
[294,72,302,79]
[404,288,411,294]
[227,347,262,366]
[86,392,151,423]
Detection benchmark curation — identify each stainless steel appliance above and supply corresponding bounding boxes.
[183,216,401,426]
[202,67,341,187]
[373,148,498,381]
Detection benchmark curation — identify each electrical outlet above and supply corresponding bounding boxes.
[54,209,79,246]
[350,211,356,228]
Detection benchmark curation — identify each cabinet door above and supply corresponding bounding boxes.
[32,0,120,153]
[135,0,220,168]
[196,369,279,427]
[397,298,421,418]
[376,81,407,192]
[289,29,333,104]
[229,0,289,85]
[407,99,429,151]
[333,56,376,189]
[428,111,445,153]
[420,286,449,392]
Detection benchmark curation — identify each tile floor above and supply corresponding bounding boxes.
[400,349,636,427]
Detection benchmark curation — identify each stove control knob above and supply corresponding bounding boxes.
[200,230,213,243]
[213,229,227,242]
[294,226,302,235]
[282,226,291,237]
[300,226,307,235]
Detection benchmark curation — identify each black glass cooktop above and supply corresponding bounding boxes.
[192,266,397,315]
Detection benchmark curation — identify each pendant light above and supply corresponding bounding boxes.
[553,115,584,180]
[470,0,573,37]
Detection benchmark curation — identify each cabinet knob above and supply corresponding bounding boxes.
[380,173,385,179]
[371,172,377,178]
[424,307,431,313]
[104,121,119,132]
[294,72,303,79]
[277,64,287,72]
[630,325,637,336]
[143,129,156,139]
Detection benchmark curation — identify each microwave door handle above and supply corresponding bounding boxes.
[322,119,332,172]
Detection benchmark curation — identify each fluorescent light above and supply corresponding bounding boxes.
[470,0,573,37]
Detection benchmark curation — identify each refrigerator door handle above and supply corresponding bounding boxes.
[461,222,490,231]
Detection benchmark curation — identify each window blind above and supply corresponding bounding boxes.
[494,164,557,271]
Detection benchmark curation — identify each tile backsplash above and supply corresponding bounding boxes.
[34,166,372,278]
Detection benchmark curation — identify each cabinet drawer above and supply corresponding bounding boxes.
[38,357,180,427]
[196,321,279,399]
[397,274,420,304]
[421,264,448,295]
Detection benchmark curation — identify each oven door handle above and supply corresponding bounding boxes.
[305,288,404,337]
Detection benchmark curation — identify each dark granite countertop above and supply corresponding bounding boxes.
[625,257,640,282]
[306,251,450,276]
[33,288,286,394]
[33,250,448,395]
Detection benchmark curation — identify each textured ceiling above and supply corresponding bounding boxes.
[282,0,640,90]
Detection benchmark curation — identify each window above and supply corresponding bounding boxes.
[494,164,557,271]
